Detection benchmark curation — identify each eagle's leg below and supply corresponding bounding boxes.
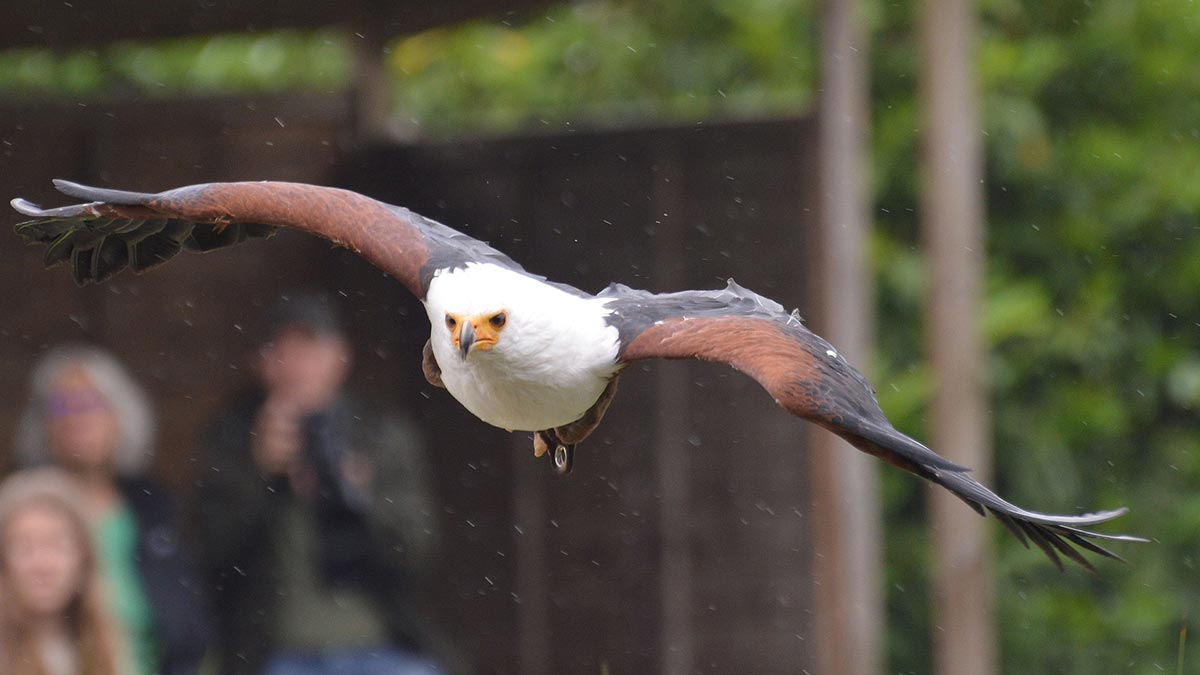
[534,376,621,476]
[534,429,575,475]
[421,339,445,389]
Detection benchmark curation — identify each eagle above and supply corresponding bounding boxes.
[11,179,1143,571]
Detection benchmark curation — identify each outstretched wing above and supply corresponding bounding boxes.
[11,179,526,296]
[603,279,1145,571]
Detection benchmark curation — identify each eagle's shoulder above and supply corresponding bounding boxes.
[597,278,793,344]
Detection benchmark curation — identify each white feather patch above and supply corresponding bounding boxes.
[424,263,621,431]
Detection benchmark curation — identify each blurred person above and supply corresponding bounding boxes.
[196,292,439,675]
[0,467,127,675]
[13,345,212,675]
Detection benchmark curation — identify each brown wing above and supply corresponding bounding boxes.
[11,179,527,296]
[604,280,1144,571]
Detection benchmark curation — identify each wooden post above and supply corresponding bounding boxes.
[349,25,391,142]
[810,1,883,673]
[918,0,997,673]
[653,143,694,675]
[513,435,551,675]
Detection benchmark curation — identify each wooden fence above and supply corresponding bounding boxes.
[0,96,818,674]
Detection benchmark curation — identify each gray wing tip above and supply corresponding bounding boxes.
[1091,532,1151,543]
[1018,505,1147,541]
[1061,507,1149,542]
[11,199,102,220]
[52,178,90,193]
[53,178,156,206]
[52,179,105,203]
[1054,506,1130,525]
[11,198,43,216]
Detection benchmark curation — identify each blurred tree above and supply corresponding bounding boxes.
[384,0,816,134]
[874,1,1200,672]
[1,0,1197,671]
[0,29,351,97]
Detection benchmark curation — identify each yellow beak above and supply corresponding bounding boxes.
[451,314,500,357]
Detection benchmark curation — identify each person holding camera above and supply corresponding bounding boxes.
[195,293,439,675]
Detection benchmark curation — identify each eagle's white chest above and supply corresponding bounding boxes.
[423,264,622,431]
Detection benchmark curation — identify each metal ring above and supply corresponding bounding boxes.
[554,445,569,470]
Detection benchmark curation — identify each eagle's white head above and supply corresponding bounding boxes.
[422,262,621,431]
[425,264,558,364]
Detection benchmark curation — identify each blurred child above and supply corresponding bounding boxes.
[0,468,126,675]
[14,344,211,675]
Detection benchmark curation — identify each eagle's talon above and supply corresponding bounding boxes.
[533,432,549,458]
[553,444,573,475]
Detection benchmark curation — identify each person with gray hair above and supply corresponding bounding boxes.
[12,344,211,675]
[15,344,156,476]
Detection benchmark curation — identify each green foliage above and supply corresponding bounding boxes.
[386,0,816,135]
[873,1,1200,671]
[1,0,1198,670]
[0,30,351,98]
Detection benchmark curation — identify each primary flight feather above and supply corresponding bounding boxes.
[11,179,1144,571]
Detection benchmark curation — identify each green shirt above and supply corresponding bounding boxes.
[96,503,157,675]
[273,500,390,650]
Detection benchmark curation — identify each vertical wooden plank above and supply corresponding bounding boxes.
[349,24,391,141]
[513,436,552,675]
[652,142,694,675]
[810,1,883,673]
[918,0,997,674]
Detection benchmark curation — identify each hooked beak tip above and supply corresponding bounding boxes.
[458,322,475,358]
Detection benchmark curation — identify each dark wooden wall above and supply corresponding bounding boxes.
[0,98,817,674]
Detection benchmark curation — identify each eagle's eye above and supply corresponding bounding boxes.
[445,315,457,330]
[489,312,507,328]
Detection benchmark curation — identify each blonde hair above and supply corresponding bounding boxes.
[13,344,156,476]
[0,468,125,675]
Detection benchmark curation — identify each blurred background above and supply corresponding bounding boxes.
[0,0,1196,673]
